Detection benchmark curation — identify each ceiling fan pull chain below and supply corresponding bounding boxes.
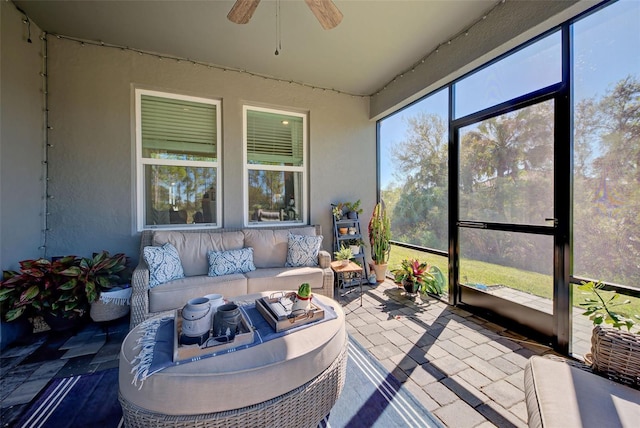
[274,0,282,56]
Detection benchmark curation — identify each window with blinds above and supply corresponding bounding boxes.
[141,95,217,161]
[244,106,307,226]
[246,110,303,166]
[136,89,221,231]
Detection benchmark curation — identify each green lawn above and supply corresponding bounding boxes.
[388,244,640,317]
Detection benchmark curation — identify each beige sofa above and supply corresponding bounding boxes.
[130,225,333,328]
[524,326,640,427]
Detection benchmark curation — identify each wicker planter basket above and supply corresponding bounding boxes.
[90,288,131,322]
[590,325,640,389]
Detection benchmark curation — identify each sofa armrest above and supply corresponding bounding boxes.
[590,325,640,389]
[318,250,331,269]
[129,259,151,330]
[317,250,334,299]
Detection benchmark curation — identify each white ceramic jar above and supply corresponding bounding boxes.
[204,294,225,312]
[181,297,213,338]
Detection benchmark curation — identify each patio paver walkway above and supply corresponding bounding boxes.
[340,279,558,427]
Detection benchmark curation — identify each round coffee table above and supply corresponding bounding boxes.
[118,292,347,427]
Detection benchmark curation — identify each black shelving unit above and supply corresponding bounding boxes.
[332,206,367,287]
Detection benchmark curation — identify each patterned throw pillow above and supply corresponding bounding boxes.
[285,233,323,267]
[143,243,185,288]
[207,247,256,276]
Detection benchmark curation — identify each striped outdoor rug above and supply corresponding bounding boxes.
[17,335,441,427]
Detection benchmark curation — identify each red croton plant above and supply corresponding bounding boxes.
[0,252,128,322]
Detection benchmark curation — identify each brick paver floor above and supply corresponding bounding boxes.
[2,281,563,427]
[340,279,559,427]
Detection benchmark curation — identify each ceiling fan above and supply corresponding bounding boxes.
[227,0,343,30]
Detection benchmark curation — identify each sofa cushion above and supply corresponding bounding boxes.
[245,266,324,295]
[207,248,256,276]
[152,230,245,276]
[525,355,640,428]
[285,233,322,267]
[243,227,316,268]
[149,274,248,313]
[143,243,185,288]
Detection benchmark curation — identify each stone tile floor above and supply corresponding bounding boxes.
[1,280,560,427]
[1,317,129,427]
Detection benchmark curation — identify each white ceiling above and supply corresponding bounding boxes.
[13,0,498,96]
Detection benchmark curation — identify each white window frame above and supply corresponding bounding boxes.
[242,105,308,227]
[135,89,222,231]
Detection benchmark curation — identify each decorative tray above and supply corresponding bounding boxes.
[172,308,254,362]
[255,293,325,333]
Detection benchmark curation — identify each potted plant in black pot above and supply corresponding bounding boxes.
[344,200,363,219]
[0,256,90,331]
[392,259,446,296]
[0,271,33,350]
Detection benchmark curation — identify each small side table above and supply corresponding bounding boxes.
[331,260,364,306]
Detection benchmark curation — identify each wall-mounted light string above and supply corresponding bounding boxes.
[372,0,507,96]
[41,31,50,254]
[47,33,365,98]
[17,0,508,105]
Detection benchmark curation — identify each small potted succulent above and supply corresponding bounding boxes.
[344,200,363,219]
[347,238,364,256]
[334,245,354,266]
[332,203,345,221]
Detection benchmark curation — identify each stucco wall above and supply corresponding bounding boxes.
[0,2,46,270]
[44,37,376,263]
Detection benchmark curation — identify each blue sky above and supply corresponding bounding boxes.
[379,0,639,189]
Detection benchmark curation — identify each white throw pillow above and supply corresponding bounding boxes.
[143,243,185,288]
[285,233,322,267]
[207,247,256,276]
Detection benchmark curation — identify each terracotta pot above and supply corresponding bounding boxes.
[371,263,388,283]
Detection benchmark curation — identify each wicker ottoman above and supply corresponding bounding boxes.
[118,292,347,427]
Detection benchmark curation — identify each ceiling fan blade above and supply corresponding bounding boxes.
[304,0,343,30]
[227,0,261,25]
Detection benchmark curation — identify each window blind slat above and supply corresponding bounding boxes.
[141,95,217,157]
[246,110,302,165]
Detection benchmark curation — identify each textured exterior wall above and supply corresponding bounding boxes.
[370,0,598,119]
[0,2,46,270]
[45,37,375,263]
